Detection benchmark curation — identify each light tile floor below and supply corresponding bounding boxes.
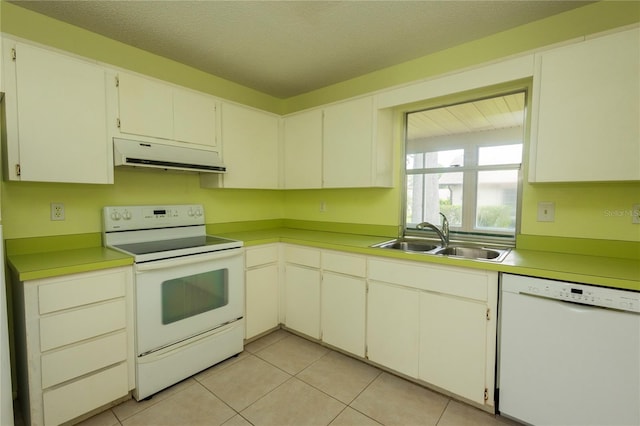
[73,330,520,426]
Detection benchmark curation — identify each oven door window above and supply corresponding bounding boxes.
[161,269,228,324]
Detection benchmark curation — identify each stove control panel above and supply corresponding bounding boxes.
[103,204,205,231]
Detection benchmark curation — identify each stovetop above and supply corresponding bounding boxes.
[103,204,243,262]
[112,235,239,256]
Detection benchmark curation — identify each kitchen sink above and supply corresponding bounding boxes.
[371,238,510,262]
[372,238,439,253]
[434,246,510,262]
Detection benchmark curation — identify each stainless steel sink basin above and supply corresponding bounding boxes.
[435,246,510,262]
[373,238,439,253]
[372,238,510,262]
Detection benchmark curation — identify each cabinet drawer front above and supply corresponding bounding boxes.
[246,244,279,268]
[284,245,320,268]
[322,251,366,277]
[38,269,127,315]
[43,362,128,426]
[40,299,127,351]
[368,258,491,301]
[41,331,128,389]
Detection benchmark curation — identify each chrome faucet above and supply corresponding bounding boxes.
[416,213,449,247]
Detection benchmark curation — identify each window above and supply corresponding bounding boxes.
[404,91,525,244]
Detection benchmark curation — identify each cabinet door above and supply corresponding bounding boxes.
[220,103,280,188]
[419,292,487,404]
[117,72,173,140]
[323,97,375,188]
[367,281,419,377]
[173,89,218,147]
[321,272,366,357]
[530,28,640,182]
[6,42,112,183]
[246,264,279,339]
[283,109,323,189]
[284,264,320,339]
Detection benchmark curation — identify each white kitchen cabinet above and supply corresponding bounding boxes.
[245,244,280,340]
[2,40,113,184]
[283,245,321,339]
[12,267,134,426]
[320,251,366,357]
[367,256,498,406]
[529,27,640,182]
[115,72,219,148]
[283,109,323,189]
[322,96,394,188]
[419,292,488,404]
[116,72,173,141]
[202,102,280,189]
[367,280,420,377]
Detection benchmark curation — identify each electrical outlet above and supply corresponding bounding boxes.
[633,204,640,224]
[537,202,555,222]
[319,201,327,213]
[51,203,65,221]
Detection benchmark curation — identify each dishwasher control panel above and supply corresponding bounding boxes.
[503,274,640,313]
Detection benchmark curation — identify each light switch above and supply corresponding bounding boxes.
[537,202,555,222]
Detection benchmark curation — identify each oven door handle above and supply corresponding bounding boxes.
[135,248,243,272]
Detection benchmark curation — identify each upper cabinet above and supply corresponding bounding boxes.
[201,102,280,189]
[282,96,394,189]
[323,96,393,188]
[114,72,219,149]
[529,27,640,183]
[2,41,113,184]
[282,109,323,189]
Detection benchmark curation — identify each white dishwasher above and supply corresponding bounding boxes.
[498,273,640,426]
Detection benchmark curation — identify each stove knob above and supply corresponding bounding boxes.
[122,210,132,220]
[110,211,121,221]
[187,208,194,217]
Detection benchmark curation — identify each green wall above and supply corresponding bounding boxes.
[1,1,639,243]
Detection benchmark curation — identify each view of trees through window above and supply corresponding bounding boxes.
[405,91,525,240]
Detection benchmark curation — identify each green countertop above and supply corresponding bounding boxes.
[218,228,640,292]
[8,247,133,281]
[6,228,639,291]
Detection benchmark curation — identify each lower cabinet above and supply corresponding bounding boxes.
[283,245,321,339]
[367,281,420,377]
[419,292,488,404]
[284,264,321,339]
[368,256,498,406]
[321,251,367,357]
[245,244,280,340]
[250,243,499,408]
[13,267,134,426]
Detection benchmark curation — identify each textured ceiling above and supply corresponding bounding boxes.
[10,1,593,98]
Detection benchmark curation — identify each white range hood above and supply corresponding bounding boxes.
[113,138,226,174]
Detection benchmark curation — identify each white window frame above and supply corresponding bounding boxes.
[402,89,527,246]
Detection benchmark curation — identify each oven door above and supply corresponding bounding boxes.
[134,248,244,356]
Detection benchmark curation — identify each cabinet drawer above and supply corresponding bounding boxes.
[246,244,279,268]
[283,245,320,268]
[322,251,366,277]
[43,362,128,426]
[38,268,127,315]
[368,258,492,301]
[39,299,126,352]
[41,331,128,389]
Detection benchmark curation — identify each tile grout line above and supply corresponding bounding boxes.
[434,398,452,426]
